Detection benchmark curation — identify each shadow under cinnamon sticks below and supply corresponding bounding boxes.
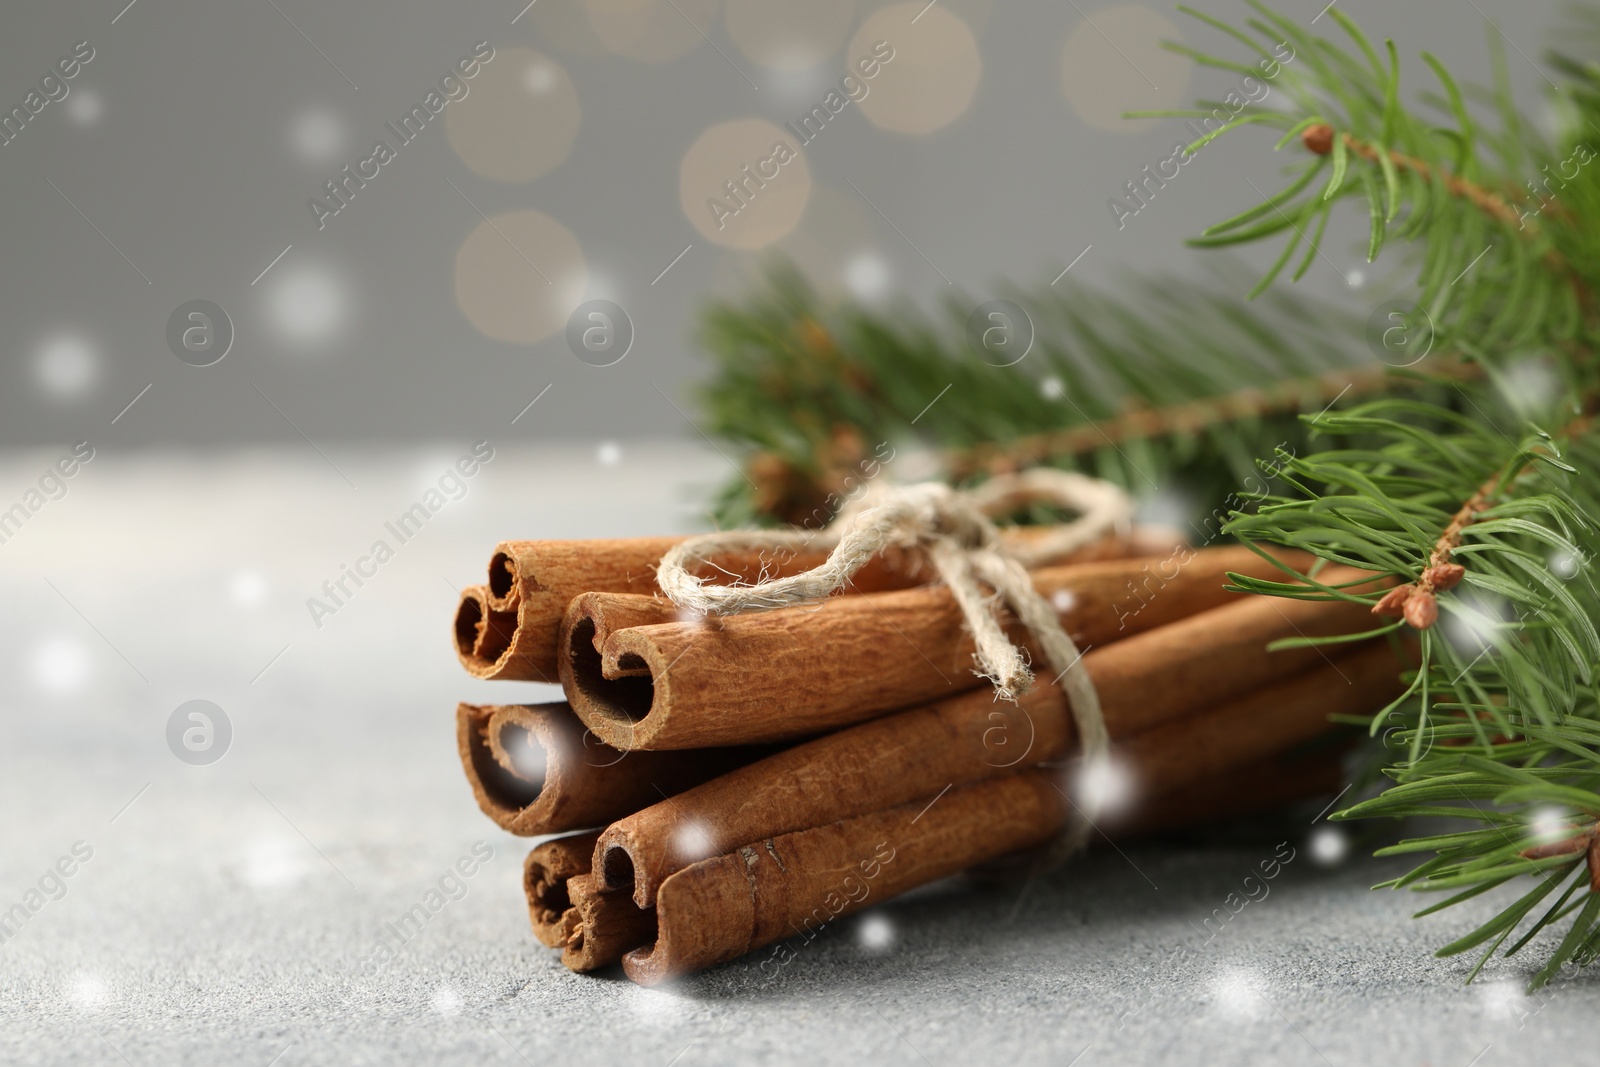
[560,546,1333,750]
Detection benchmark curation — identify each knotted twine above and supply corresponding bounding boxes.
[655,468,1136,856]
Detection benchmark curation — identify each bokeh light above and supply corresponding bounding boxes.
[243,836,309,889]
[1477,977,1529,1022]
[726,0,856,71]
[585,0,718,64]
[65,88,103,125]
[1500,357,1561,419]
[844,252,891,301]
[35,333,99,399]
[1075,754,1136,817]
[1530,806,1571,842]
[33,637,91,694]
[1209,966,1265,1020]
[1307,825,1348,866]
[672,819,718,863]
[680,119,812,250]
[230,571,268,607]
[290,106,345,163]
[266,263,349,348]
[857,912,894,950]
[69,974,108,1010]
[850,5,981,135]
[1060,5,1192,133]
[519,0,611,56]
[432,986,463,1015]
[454,209,587,344]
[598,441,623,466]
[446,48,580,183]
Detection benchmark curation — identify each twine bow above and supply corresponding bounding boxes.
[656,469,1136,852]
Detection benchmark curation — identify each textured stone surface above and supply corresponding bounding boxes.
[1,445,1592,1065]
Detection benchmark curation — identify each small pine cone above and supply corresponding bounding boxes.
[1371,585,1413,618]
[1402,589,1439,630]
[1425,563,1466,591]
[1589,833,1600,893]
[1302,123,1335,155]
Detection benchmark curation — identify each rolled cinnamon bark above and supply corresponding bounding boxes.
[563,550,1363,751]
[562,547,1321,750]
[480,529,1172,613]
[453,585,520,674]
[467,529,1183,682]
[471,537,932,679]
[523,832,599,948]
[623,769,1067,984]
[560,873,658,972]
[593,638,1401,905]
[1108,744,1350,839]
[456,702,760,835]
[563,747,1353,977]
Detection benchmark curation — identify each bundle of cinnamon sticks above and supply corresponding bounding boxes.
[451,532,1405,983]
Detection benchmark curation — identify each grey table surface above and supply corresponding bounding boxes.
[1,443,1592,1067]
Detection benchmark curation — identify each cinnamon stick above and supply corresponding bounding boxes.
[557,747,1353,977]
[593,638,1401,905]
[562,546,1320,750]
[560,550,1363,751]
[560,873,657,972]
[456,702,760,835]
[1109,744,1350,839]
[622,770,1067,984]
[466,527,1186,681]
[453,585,519,673]
[470,537,932,680]
[523,832,599,948]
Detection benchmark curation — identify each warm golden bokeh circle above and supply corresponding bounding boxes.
[446,48,580,182]
[1060,4,1192,133]
[725,0,856,71]
[848,4,981,135]
[518,0,611,57]
[454,210,587,344]
[585,0,719,63]
[680,119,813,250]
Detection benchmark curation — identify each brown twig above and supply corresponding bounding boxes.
[943,361,1482,481]
[1301,124,1530,232]
[1301,124,1584,292]
[1373,413,1594,629]
[1518,821,1600,892]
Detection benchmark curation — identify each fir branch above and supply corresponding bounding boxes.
[1300,123,1530,233]
[945,360,1482,480]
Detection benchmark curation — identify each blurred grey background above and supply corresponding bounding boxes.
[0,0,1571,448]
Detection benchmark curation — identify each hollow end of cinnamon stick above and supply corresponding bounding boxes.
[560,873,658,972]
[564,613,658,731]
[458,701,771,836]
[458,704,549,832]
[454,588,515,671]
[524,832,599,948]
[485,548,520,611]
